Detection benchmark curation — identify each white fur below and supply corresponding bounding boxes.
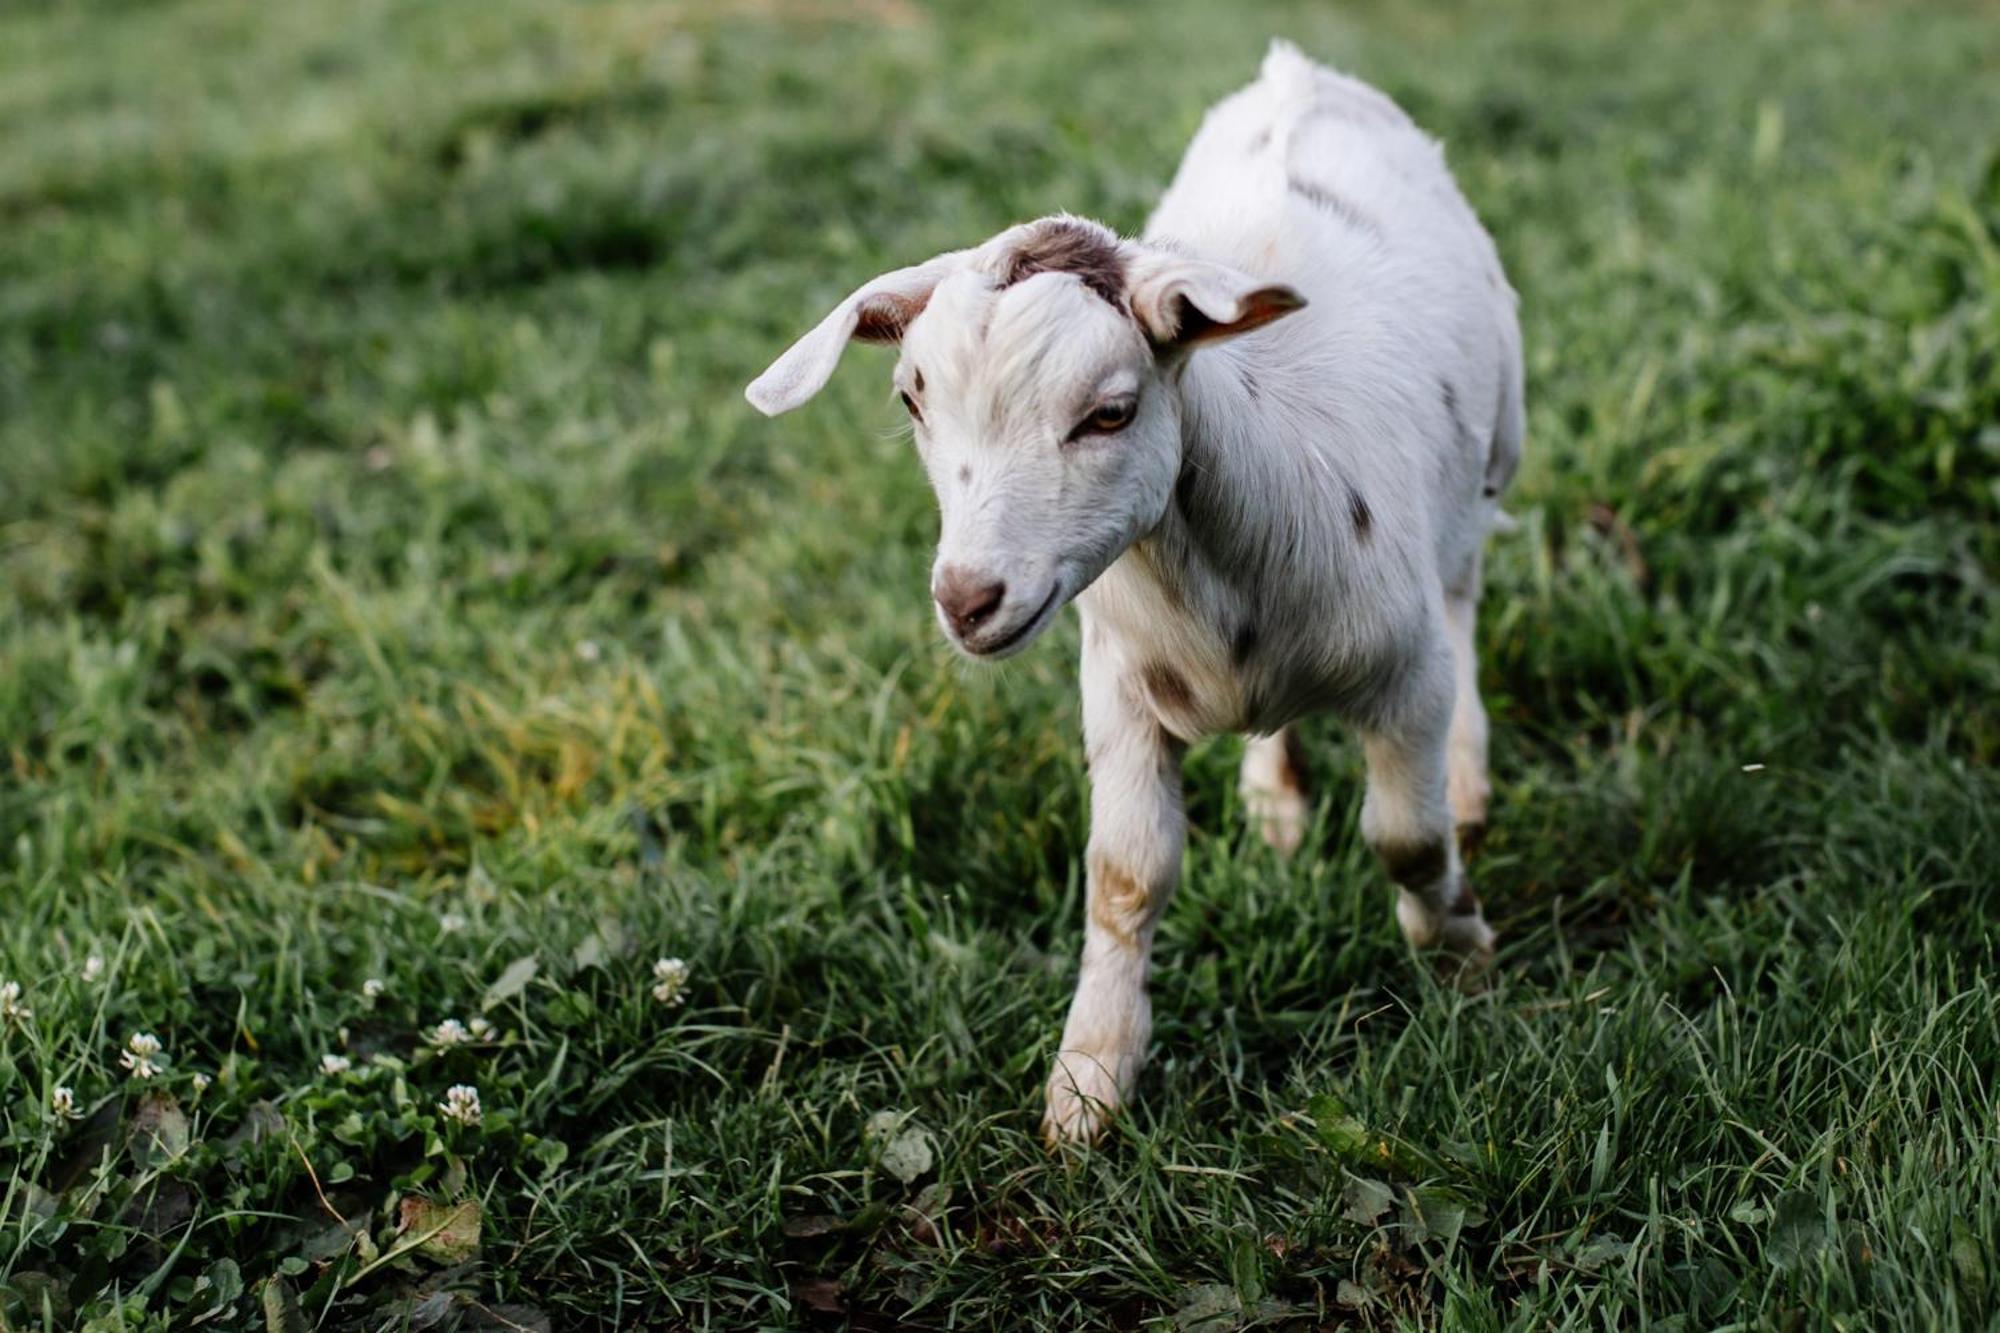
[748,41,1524,1143]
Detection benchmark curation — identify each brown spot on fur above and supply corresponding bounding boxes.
[1349,486,1373,541]
[958,464,971,483]
[913,367,925,393]
[1375,835,1448,888]
[1287,175,1384,238]
[1282,728,1309,794]
[1448,887,1484,918]
[1087,852,1154,945]
[999,218,1127,309]
[1141,663,1195,715]
[1231,621,1259,667]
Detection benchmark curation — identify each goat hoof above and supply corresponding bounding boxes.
[1245,786,1308,857]
[1042,1053,1124,1147]
[1436,913,1497,991]
[1397,889,1496,986]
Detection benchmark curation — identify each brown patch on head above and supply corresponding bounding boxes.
[998,218,1127,310]
[1348,486,1373,542]
[1087,852,1156,945]
[853,291,928,342]
[1141,663,1195,716]
[913,367,925,393]
[1374,834,1448,888]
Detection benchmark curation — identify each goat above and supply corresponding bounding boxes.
[746,40,1524,1143]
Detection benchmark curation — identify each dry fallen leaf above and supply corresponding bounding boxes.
[398,1196,483,1263]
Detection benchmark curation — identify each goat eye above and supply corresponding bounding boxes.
[1072,399,1136,440]
[899,391,922,423]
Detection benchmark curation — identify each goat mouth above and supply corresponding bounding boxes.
[961,583,1063,659]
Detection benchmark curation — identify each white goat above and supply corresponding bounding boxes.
[747,41,1523,1143]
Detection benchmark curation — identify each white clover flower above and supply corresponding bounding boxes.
[50,1085,80,1121]
[651,957,690,1007]
[438,1084,482,1127]
[120,1032,165,1080]
[191,1072,211,1093]
[321,1053,353,1075]
[430,1018,470,1048]
[575,639,602,663]
[361,978,385,1003]
[81,954,106,984]
[466,1016,494,1040]
[0,981,30,1024]
[438,912,468,935]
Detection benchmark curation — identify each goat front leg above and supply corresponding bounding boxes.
[1443,580,1491,841]
[1043,652,1185,1146]
[1361,653,1496,970]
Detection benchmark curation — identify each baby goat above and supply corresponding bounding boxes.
[747,41,1523,1143]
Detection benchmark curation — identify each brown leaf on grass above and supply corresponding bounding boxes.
[222,1101,288,1166]
[5,1272,71,1325]
[260,1278,308,1333]
[905,1181,952,1247]
[1587,501,1650,587]
[482,954,538,1011]
[128,1092,191,1167]
[789,1275,846,1314]
[398,1196,482,1262]
[975,1210,1057,1257]
[464,1300,554,1333]
[118,1177,195,1237]
[1342,1175,1395,1225]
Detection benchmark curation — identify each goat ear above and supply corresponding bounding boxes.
[1125,252,1307,351]
[745,252,968,416]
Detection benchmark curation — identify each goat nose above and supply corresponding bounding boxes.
[933,566,1006,633]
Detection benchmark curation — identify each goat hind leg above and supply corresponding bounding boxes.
[1360,661,1495,969]
[1240,728,1308,856]
[1443,589,1491,841]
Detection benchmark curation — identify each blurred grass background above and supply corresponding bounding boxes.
[1,0,1997,1328]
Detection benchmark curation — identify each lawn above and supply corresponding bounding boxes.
[2,0,1998,1328]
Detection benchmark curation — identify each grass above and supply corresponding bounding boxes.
[2,0,1998,1327]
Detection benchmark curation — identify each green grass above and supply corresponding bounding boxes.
[3,0,1998,1328]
